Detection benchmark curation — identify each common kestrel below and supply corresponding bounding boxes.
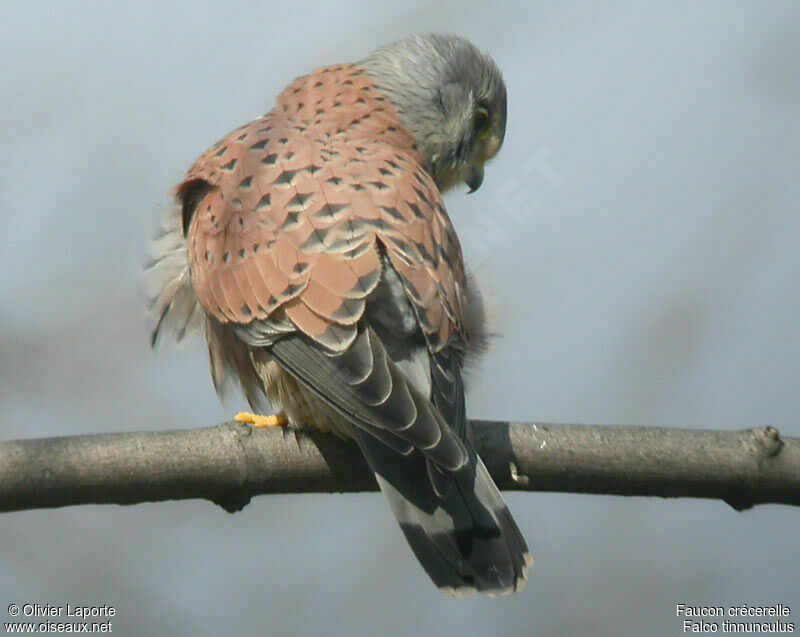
[146,33,531,596]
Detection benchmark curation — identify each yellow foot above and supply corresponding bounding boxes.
[235,411,288,428]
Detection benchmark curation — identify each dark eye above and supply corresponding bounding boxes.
[474,106,490,141]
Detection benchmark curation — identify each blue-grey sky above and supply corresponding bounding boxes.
[1,2,798,635]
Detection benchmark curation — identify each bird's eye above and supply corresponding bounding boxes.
[474,107,491,141]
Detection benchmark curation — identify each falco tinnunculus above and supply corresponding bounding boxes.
[146,34,530,596]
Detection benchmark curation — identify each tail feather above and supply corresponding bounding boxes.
[353,429,531,596]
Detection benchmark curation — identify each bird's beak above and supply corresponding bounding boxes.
[465,163,484,194]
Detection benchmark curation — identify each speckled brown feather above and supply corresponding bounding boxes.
[181,65,468,356]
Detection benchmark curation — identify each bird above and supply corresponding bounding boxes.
[145,33,531,596]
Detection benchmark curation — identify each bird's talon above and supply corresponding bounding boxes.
[235,411,288,428]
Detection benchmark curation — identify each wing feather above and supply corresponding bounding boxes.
[181,64,470,460]
[267,326,467,471]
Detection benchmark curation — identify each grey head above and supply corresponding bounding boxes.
[362,34,507,193]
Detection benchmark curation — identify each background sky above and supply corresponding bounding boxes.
[1,2,798,635]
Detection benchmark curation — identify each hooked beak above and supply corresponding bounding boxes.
[465,163,484,194]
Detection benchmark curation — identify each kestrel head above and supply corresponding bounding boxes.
[363,33,507,193]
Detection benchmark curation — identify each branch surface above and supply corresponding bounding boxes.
[0,421,797,514]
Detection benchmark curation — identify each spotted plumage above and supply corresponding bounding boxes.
[147,33,530,596]
[183,64,466,355]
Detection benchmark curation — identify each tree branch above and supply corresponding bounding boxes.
[0,421,797,514]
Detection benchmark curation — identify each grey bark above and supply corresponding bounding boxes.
[0,421,796,514]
